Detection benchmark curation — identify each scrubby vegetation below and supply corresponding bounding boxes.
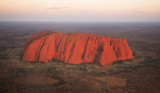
[0,23,160,93]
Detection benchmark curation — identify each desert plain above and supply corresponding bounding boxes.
[0,22,160,93]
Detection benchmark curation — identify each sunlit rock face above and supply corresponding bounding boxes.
[22,31,134,66]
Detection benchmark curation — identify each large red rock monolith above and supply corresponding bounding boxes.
[22,31,134,66]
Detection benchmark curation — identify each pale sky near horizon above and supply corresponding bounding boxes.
[0,0,160,22]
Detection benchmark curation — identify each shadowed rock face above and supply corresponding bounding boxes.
[22,31,134,66]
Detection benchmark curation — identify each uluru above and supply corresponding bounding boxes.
[22,31,134,66]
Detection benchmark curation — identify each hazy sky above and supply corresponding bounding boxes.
[0,0,160,22]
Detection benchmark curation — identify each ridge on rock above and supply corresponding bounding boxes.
[22,31,134,66]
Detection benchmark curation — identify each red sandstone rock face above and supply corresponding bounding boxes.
[23,31,134,66]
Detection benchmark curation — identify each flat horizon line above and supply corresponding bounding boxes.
[1,20,160,23]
